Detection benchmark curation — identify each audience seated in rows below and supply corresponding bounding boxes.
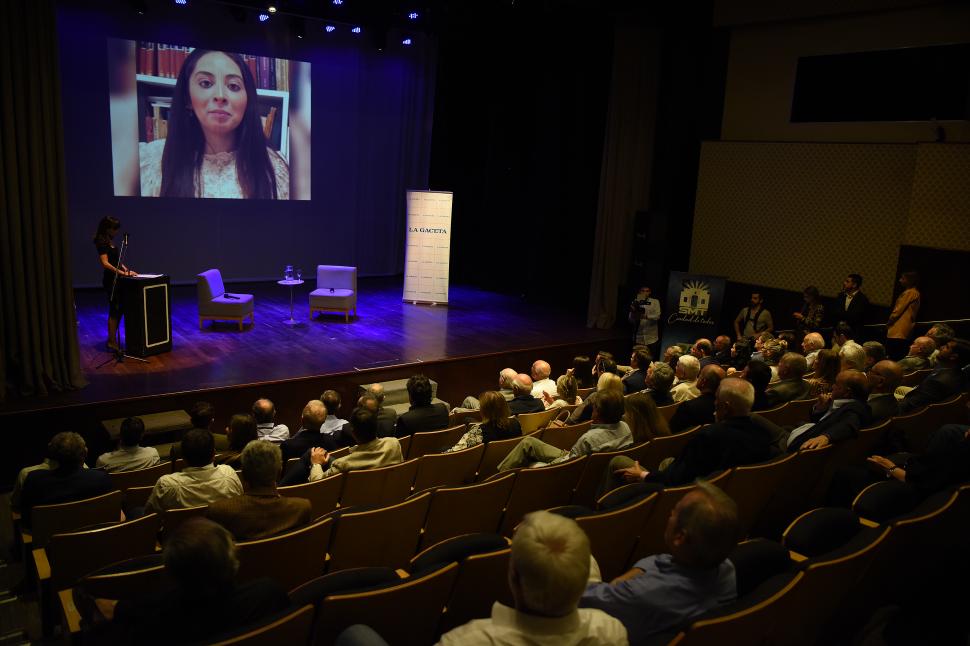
[396,374,450,437]
[580,481,739,643]
[281,400,336,462]
[438,511,627,645]
[170,401,229,460]
[507,373,545,416]
[926,323,954,367]
[20,432,114,527]
[569,372,624,424]
[761,338,786,382]
[310,407,403,481]
[691,338,717,370]
[898,339,970,414]
[215,413,258,469]
[764,352,810,407]
[662,345,683,373]
[542,374,582,410]
[87,518,290,644]
[448,391,523,452]
[146,429,243,513]
[801,332,825,369]
[641,362,675,408]
[713,335,732,366]
[781,370,871,452]
[867,360,902,422]
[671,355,701,403]
[862,341,887,372]
[668,365,725,434]
[320,390,350,436]
[530,360,557,400]
[497,391,632,471]
[207,440,311,540]
[359,387,397,437]
[253,398,289,444]
[897,336,935,372]
[749,331,773,363]
[621,347,650,394]
[96,417,161,473]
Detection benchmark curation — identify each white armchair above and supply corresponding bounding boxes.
[197,269,254,331]
[309,265,357,322]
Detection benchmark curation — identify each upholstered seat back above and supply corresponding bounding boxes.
[316,265,356,291]
[198,269,225,305]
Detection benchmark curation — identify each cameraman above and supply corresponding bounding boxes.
[629,286,661,357]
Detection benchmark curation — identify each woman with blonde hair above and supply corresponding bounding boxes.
[543,374,582,410]
[567,372,624,424]
[447,391,522,452]
[623,393,670,444]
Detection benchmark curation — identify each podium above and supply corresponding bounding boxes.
[120,274,172,357]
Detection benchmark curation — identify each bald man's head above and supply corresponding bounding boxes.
[697,365,726,394]
[513,374,534,396]
[531,361,551,381]
[367,383,386,404]
[834,370,868,401]
[868,360,903,394]
[909,336,936,358]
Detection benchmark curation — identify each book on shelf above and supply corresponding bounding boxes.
[136,44,288,92]
[261,106,278,140]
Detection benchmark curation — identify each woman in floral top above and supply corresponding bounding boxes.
[793,285,825,334]
[446,391,522,452]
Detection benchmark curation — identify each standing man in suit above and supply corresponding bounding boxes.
[834,274,868,336]
[395,374,450,437]
[785,370,871,451]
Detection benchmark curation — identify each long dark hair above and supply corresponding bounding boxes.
[93,216,120,246]
[161,49,277,199]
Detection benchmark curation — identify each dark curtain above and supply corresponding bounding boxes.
[0,0,85,400]
[587,22,662,329]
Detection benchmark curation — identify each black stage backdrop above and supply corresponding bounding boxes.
[57,0,436,287]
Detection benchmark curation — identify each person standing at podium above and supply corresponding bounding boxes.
[94,216,135,352]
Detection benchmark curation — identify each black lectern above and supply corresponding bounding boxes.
[121,274,172,357]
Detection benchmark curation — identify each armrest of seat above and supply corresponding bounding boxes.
[33,547,51,583]
[788,550,808,563]
[58,588,83,640]
[395,569,410,579]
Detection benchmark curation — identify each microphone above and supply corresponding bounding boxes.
[123,232,129,244]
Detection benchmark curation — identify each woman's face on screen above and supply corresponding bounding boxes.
[188,52,248,140]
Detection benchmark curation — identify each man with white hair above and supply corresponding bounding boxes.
[455,368,519,412]
[612,378,775,487]
[439,510,628,645]
[581,481,739,642]
[670,355,701,402]
[530,360,556,400]
[801,332,825,369]
[897,336,935,372]
[839,340,867,372]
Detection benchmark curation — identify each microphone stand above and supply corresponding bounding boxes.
[96,233,149,367]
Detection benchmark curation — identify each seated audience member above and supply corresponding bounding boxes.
[310,407,403,481]
[831,322,854,354]
[544,374,582,410]
[622,347,651,394]
[20,432,114,527]
[806,349,841,397]
[867,360,902,422]
[458,368,518,410]
[897,336,935,372]
[671,355,702,402]
[396,374,451,436]
[713,335,733,365]
[729,338,752,372]
[839,340,867,372]
[765,353,810,407]
[207,441,311,540]
[320,390,350,437]
[750,332,774,363]
[801,332,825,369]
[643,362,675,407]
[358,390,396,438]
[497,391,631,471]
[146,429,243,513]
[215,414,259,469]
[571,355,594,389]
[90,518,290,644]
[448,391,523,452]
[691,339,716,369]
[252,398,289,444]
[439,511,627,645]
[12,452,58,513]
[612,378,774,488]
[569,372,625,424]
[170,401,228,460]
[623,392,672,443]
[782,370,871,452]
[663,345,683,372]
[898,339,970,414]
[592,351,615,379]
[862,341,887,373]
[668,365,725,433]
[507,373,545,416]
[531,360,557,400]
[96,417,161,473]
[926,323,954,367]
[761,339,787,382]
[581,481,739,643]
[281,400,334,461]
[741,360,772,412]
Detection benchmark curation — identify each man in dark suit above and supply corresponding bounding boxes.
[690,339,718,369]
[614,378,776,488]
[644,362,675,407]
[765,353,811,407]
[20,432,114,528]
[668,365,725,433]
[507,374,545,415]
[834,273,869,333]
[867,360,902,422]
[622,347,651,394]
[898,339,970,414]
[786,370,871,452]
[281,400,336,462]
[713,335,733,366]
[395,374,450,436]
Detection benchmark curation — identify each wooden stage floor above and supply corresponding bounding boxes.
[38,277,622,412]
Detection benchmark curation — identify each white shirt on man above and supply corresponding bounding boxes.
[145,464,242,512]
[96,446,160,473]
[437,601,628,646]
[257,422,290,444]
[531,378,557,400]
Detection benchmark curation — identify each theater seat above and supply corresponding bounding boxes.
[197,269,254,331]
[309,265,357,322]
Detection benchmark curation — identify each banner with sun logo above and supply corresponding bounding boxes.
[661,272,726,351]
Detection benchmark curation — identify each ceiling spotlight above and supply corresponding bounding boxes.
[324,24,336,33]
[332,0,344,5]
[258,12,270,21]
[174,0,188,5]
[267,5,277,13]
[402,37,412,46]
[407,11,419,20]
[351,26,361,34]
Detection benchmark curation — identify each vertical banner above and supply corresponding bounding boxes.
[404,190,453,304]
[660,271,727,352]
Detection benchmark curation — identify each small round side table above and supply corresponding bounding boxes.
[277,279,305,326]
